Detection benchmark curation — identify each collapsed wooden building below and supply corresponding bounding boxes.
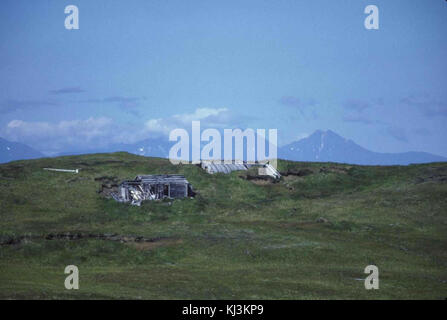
[112,174,195,206]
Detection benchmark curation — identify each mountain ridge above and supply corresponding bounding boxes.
[3,130,446,165]
[0,137,44,164]
[278,130,446,165]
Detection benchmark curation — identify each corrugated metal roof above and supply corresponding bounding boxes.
[199,161,280,179]
[201,162,248,174]
[133,174,189,184]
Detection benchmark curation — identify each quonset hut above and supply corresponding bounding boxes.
[200,161,249,174]
[112,174,195,206]
[199,160,281,179]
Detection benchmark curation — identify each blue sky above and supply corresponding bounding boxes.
[0,0,446,156]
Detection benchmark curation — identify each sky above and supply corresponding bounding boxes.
[0,0,446,156]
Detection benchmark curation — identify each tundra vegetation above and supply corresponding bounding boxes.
[0,152,446,299]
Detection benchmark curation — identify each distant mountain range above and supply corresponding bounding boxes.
[0,138,44,163]
[1,130,446,165]
[278,130,447,165]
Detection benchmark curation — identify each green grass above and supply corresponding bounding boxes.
[0,152,446,299]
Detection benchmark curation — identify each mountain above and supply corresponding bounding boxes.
[55,129,446,166]
[0,137,44,163]
[279,130,447,165]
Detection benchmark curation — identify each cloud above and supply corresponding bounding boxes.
[400,95,447,117]
[6,117,113,140]
[343,113,373,125]
[79,96,144,111]
[342,98,386,126]
[172,108,230,125]
[278,96,318,118]
[3,117,115,154]
[49,86,85,95]
[144,107,231,135]
[1,108,245,155]
[1,93,142,114]
[144,118,172,135]
[343,100,371,112]
[0,99,59,113]
[81,96,141,105]
[387,126,408,143]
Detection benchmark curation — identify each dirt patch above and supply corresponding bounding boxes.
[280,168,314,177]
[279,166,350,180]
[0,165,27,179]
[66,177,90,183]
[94,176,120,182]
[282,175,302,184]
[96,176,120,198]
[240,174,279,185]
[415,175,447,184]
[98,184,119,198]
[415,167,447,184]
[319,166,350,174]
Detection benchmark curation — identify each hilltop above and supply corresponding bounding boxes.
[0,152,446,299]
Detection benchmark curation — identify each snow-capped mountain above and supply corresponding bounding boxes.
[279,130,447,165]
[0,137,44,163]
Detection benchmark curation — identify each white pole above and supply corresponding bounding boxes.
[43,168,79,174]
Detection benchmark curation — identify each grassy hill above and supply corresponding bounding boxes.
[0,152,446,299]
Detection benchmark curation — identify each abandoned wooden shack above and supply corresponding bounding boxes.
[112,174,195,206]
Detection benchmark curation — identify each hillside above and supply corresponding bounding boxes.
[0,152,446,299]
